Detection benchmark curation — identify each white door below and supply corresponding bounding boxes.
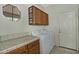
[59,12,77,50]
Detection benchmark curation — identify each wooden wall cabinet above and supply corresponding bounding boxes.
[28,6,48,25]
[6,40,40,54]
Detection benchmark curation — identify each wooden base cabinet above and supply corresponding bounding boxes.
[6,45,28,54]
[28,45,39,54]
[28,40,40,54]
[6,40,40,54]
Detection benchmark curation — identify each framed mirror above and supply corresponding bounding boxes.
[3,4,21,22]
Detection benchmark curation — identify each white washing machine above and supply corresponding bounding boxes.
[39,32,50,54]
[32,30,53,54]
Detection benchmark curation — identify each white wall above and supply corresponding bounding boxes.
[0,4,46,36]
[77,5,79,50]
[46,4,78,48]
[0,4,32,36]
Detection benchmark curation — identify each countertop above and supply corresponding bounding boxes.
[0,35,39,54]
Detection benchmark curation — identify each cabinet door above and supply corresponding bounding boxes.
[25,45,28,53]
[28,45,39,54]
[42,12,48,25]
[28,40,40,54]
[45,13,48,25]
[33,7,41,25]
[40,11,44,25]
[42,12,45,25]
[6,46,26,54]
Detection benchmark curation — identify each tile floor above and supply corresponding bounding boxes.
[50,46,79,54]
